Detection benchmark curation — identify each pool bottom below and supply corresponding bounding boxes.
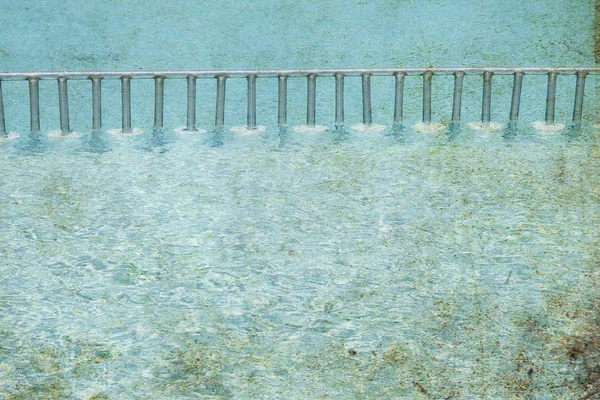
[0,127,599,399]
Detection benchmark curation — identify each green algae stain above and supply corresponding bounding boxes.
[501,291,600,398]
[4,377,71,400]
[39,175,83,223]
[88,394,110,400]
[0,332,118,399]
[70,342,116,377]
[30,348,61,374]
[157,341,233,398]
[381,342,410,366]
[290,340,463,398]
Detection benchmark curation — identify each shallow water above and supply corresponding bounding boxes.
[0,0,599,398]
[1,126,599,398]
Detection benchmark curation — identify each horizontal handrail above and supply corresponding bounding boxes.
[0,67,598,80]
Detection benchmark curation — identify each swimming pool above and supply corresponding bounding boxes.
[0,1,599,399]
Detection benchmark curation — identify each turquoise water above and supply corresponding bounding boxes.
[0,1,599,399]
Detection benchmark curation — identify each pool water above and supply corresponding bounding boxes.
[0,1,599,399]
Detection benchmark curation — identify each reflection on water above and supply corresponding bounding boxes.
[17,131,48,154]
[208,126,226,148]
[82,130,111,154]
[140,129,173,154]
[332,125,348,144]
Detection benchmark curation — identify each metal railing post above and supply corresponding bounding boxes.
[508,71,524,129]
[58,77,70,134]
[154,76,164,131]
[91,76,102,130]
[0,80,6,137]
[422,71,432,123]
[121,76,132,133]
[482,71,493,123]
[215,75,226,127]
[393,72,405,126]
[545,71,558,123]
[278,75,287,127]
[451,71,465,127]
[247,74,256,129]
[335,72,344,127]
[362,73,372,125]
[572,71,587,126]
[28,77,40,133]
[186,75,196,131]
[307,73,317,126]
